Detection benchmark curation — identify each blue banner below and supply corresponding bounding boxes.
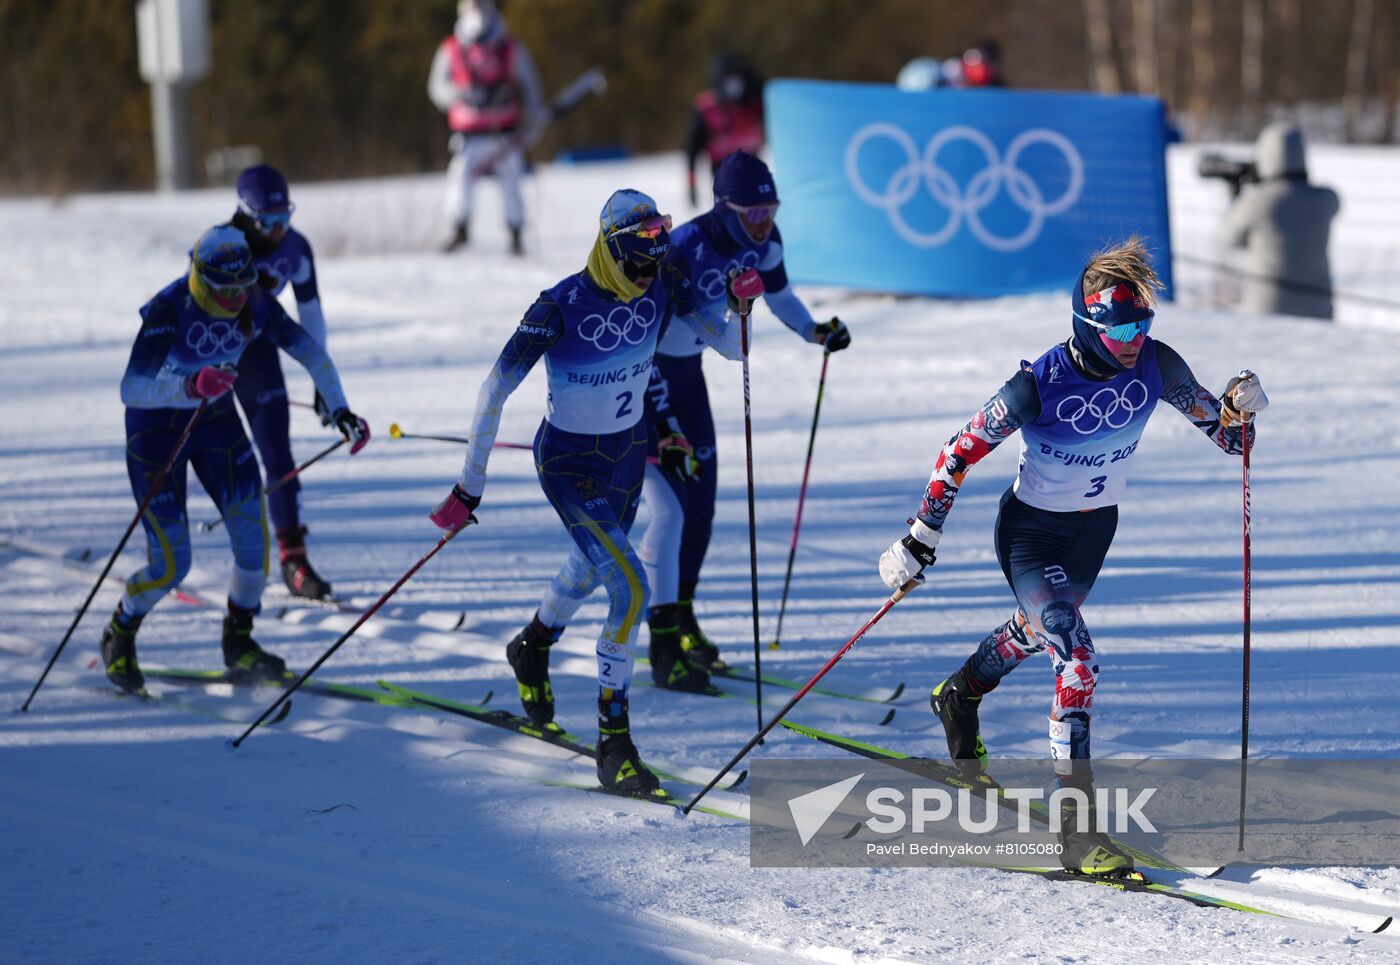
[765,80,1173,298]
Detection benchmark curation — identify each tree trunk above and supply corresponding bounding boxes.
[1083,0,1122,94]
[1274,0,1303,106]
[1345,0,1378,142]
[1132,0,1159,95]
[1240,0,1266,135]
[1379,0,1398,143]
[1188,0,1216,137]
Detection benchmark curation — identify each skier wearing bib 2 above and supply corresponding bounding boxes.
[639,151,851,682]
[229,164,340,601]
[878,238,1269,876]
[103,226,370,693]
[429,190,745,796]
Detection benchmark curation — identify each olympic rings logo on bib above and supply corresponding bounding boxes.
[186,320,245,359]
[698,250,760,302]
[1055,379,1149,435]
[578,298,659,352]
[844,123,1084,252]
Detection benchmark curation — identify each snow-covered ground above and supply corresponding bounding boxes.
[2,150,1399,963]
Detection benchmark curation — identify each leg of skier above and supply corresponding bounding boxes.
[103,410,201,691]
[638,459,710,691]
[529,420,663,795]
[496,139,527,256]
[442,135,483,252]
[190,401,285,682]
[233,333,333,601]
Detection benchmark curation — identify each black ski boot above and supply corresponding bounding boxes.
[442,221,469,253]
[930,666,989,778]
[222,605,287,683]
[100,607,145,693]
[277,526,333,601]
[648,604,711,692]
[509,224,524,256]
[506,613,560,726]
[596,691,662,797]
[677,584,725,671]
[1056,774,1133,876]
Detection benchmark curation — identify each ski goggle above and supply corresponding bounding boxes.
[239,200,295,231]
[1076,311,1154,343]
[725,200,779,227]
[1072,278,1154,342]
[608,213,672,241]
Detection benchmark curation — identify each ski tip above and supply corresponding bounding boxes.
[885,682,906,703]
[878,708,896,726]
[1374,916,1393,934]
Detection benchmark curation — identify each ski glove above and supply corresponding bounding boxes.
[333,409,372,454]
[656,417,700,483]
[313,391,333,427]
[726,266,765,315]
[429,484,480,532]
[187,365,237,399]
[813,317,852,352]
[1219,370,1269,428]
[879,518,941,591]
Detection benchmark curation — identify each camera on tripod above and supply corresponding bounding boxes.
[1198,153,1259,198]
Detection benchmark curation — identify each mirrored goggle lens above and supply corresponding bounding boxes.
[726,201,779,225]
[612,214,672,240]
[1100,315,1153,342]
[254,207,293,229]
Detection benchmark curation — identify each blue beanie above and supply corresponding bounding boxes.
[712,151,778,207]
[236,164,291,212]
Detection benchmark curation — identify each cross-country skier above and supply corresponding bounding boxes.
[684,53,764,208]
[639,150,851,684]
[429,0,544,255]
[877,237,1269,875]
[429,189,756,796]
[102,225,370,692]
[229,163,339,600]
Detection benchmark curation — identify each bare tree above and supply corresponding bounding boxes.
[1379,0,1398,143]
[1083,0,1123,93]
[1344,0,1378,142]
[1188,0,1216,136]
[1274,0,1303,107]
[1132,0,1159,95]
[1240,0,1266,133]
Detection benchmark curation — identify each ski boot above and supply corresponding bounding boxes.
[442,221,469,253]
[100,607,145,693]
[930,667,989,779]
[648,604,712,693]
[506,613,560,727]
[221,605,287,683]
[677,587,725,671]
[596,690,662,797]
[509,225,524,257]
[277,526,333,601]
[1056,777,1133,876]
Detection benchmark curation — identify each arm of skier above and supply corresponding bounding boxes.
[660,247,744,361]
[288,236,326,347]
[878,369,1041,589]
[120,295,198,408]
[427,42,458,114]
[759,235,852,351]
[266,298,348,415]
[1156,341,1265,455]
[431,294,561,531]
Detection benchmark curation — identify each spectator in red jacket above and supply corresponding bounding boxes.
[684,52,764,208]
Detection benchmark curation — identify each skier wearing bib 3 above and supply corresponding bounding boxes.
[878,238,1269,876]
[639,150,851,680]
[103,225,370,693]
[429,189,745,796]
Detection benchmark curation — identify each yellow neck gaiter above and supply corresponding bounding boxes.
[189,267,241,319]
[585,229,645,303]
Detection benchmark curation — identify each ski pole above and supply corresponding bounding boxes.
[1237,419,1253,851]
[738,295,765,737]
[21,400,209,712]
[683,576,923,814]
[231,520,474,747]
[770,350,830,650]
[388,423,532,450]
[199,438,346,533]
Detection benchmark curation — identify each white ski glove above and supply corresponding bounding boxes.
[879,518,941,590]
[1220,370,1269,428]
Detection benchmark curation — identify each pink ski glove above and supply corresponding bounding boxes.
[726,266,765,315]
[429,484,480,532]
[187,365,237,399]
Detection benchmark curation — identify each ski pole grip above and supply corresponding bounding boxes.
[891,577,922,603]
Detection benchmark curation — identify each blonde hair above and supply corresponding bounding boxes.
[1082,235,1164,308]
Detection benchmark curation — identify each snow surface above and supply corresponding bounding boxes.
[3,150,1400,963]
